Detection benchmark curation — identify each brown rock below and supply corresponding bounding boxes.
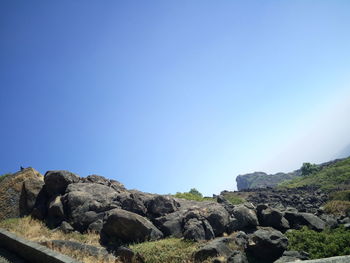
[0,167,43,220]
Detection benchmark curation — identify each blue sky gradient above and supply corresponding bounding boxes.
[1,1,350,195]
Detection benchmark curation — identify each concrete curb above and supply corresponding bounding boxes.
[0,228,81,263]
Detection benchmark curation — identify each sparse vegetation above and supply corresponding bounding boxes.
[286,226,350,259]
[221,192,246,205]
[279,157,350,190]
[0,173,11,183]
[0,217,106,262]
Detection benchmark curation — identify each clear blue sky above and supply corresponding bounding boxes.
[1,1,350,195]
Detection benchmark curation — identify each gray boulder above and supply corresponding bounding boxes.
[62,183,120,231]
[193,237,236,262]
[100,208,163,247]
[153,210,186,238]
[227,250,248,263]
[247,228,288,262]
[228,204,259,232]
[274,250,309,263]
[44,170,80,196]
[183,218,214,241]
[47,195,65,228]
[258,205,290,231]
[81,174,126,192]
[284,212,326,231]
[146,195,179,218]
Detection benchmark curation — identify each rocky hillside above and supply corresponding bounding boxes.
[236,157,348,190]
[1,167,350,262]
[280,157,350,190]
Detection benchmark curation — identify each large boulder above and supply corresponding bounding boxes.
[284,211,326,231]
[257,205,290,231]
[247,228,288,262]
[193,237,237,262]
[228,204,259,232]
[47,196,65,228]
[100,208,163,247]
[0,168,43,220]
[44,170,80,196]
[146,195,179,218]
[183,218,214,241]
[62,183,120,232]
[153,210,185,237]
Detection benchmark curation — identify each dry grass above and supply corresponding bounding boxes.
[323,200,350,216]
[0,216,115,263]
[0,216,100,245]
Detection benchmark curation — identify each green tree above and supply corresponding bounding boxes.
[301,162,319,176]
[188,188,203,198]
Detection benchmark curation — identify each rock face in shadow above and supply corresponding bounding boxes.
[247,228,288,262]
[100,208,163,247]
[0,167,43,220]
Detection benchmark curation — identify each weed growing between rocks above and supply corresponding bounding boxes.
[286,226,350,259]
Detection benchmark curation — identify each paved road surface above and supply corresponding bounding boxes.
[0,248,27,263]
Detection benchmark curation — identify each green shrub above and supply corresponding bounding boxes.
[286,226,350,259]
[173,188,214,202]
[301,162,320,176]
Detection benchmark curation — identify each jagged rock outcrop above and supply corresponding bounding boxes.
[0,167,43,220]
[236,171,299,190]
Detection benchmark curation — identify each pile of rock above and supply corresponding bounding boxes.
[1,168,347,263]
[222,186,329,214]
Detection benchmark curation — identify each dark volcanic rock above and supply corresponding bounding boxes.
[21,177,45,215]
[47,195,65,228]
[100,208,163,247]
[44,170,80,196]
[225,186,328,214]
[284,211,326,231]
[257,205,290,231]
[227,204,259,232]
[146,195,179,218]
[183,218,214,241]
[227,251,248,263]
[63,183,120,232]
[193,237,236,262]
[247,228,288,262]
[81,174,126,192]
[153,210,185,238]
